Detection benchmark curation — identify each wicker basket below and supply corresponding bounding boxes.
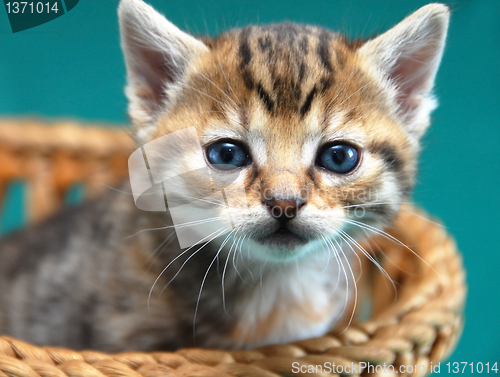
[0,119,466,377]
[0,119,133,224]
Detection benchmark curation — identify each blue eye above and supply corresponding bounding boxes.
[206,141,250,170]
[317,142,360,174]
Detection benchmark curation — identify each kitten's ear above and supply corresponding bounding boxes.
[359,4,449,139]
[118,0,209,141]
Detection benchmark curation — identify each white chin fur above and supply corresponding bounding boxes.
[240,236,329,263]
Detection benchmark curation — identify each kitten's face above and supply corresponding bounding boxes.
[120,0,448,261]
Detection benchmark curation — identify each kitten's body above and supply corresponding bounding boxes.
[0,0,449,352]
[0,186,346,351]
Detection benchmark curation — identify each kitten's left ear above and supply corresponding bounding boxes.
[118,0,209,142]
[359,4,449,139]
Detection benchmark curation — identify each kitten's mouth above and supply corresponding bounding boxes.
[256,228,308,250]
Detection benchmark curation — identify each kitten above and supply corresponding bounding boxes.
[0,0,449,352]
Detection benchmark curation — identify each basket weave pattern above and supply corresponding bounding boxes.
[0,119,133,224]
[0,120,466,377]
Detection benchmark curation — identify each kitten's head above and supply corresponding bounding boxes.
[119,0,449,261]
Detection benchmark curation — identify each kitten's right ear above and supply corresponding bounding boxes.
[359,4,449,140]
[119,0,209,142]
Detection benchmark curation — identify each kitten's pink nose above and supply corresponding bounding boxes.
[264,197,306,225]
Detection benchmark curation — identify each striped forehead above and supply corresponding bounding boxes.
[187,23,382,129]
[237,23,341,116]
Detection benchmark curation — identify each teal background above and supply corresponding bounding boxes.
[0,0,499,370]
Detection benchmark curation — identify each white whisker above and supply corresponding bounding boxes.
[143,231,177,271]
[148,227,227,309]
[342,218,442,280]
[222,230,244,315]
[126,217,224,239]
[339,228,395,292]
[193,227,237,339]
[183,83,233,113]
[217,57,242,105]
[325,235,354,325]
[194,67,240,108]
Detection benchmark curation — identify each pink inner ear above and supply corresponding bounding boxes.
[133,48,176,103]
[391,46,438,115]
